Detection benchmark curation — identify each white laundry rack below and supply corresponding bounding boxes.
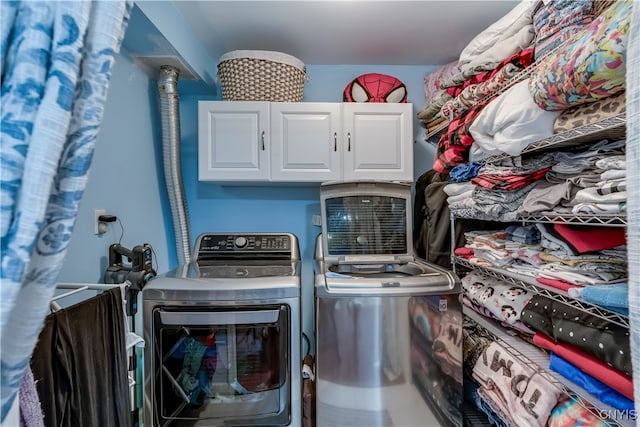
[51,281,128,311]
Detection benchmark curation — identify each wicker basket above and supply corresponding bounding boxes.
[217,50,306,102]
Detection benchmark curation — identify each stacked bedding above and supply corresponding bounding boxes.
[418,0,632,171]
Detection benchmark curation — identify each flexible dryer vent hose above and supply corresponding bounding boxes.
[158,65,191,265]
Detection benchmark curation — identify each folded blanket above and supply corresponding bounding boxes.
[468,79,561,161]
[458,0,537,65]
[595,155,626,170]
[553,91,626,133]
[600,169,626,181]
[571,187,627,206]
[417,91,452,123]
[536,223,579,255]
[535,276,582,292]
[532,0,594,60]
[548,396,613,427]
[533,332,633,400]
[463,317,495,370]
[459,24,535,76]
[552,223,627,253]
[549,353,634,411]
[530,0,632,111]
[539,251,627,267]
[423,61,459,107]
[424,115,447,136]
[447,190,474,205]
[519,181,578,214]
[472,168,549,191]
[537,261,627,286]
[522,295,632,375]
[593,0,618,17]
[572,201,626,215]
[550,138,626,175]
[432,311,463,383]
[506,224,540,244]
[596,179,626,195]
[441,63,524,120]
[476,386,517,427]
[463,271,532,325]
[443,181,474,196]
[433,49,535,172]
[473,341,562,427]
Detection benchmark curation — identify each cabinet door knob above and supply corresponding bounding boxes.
[333,132,337,152]
[347,132,351,152]
[261,131,265,150]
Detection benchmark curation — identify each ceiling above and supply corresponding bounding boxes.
[171,1,521,66]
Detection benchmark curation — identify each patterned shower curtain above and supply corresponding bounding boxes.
[0,1,132,420]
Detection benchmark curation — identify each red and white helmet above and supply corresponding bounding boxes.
[343,73,407,103]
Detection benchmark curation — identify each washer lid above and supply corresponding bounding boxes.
[319,181,414,265]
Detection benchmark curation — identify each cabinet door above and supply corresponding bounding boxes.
[270,103,341,182]
[342,103,413,182]
[198,101,270,181]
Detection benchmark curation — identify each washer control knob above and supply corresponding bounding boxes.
[234,236,248,248]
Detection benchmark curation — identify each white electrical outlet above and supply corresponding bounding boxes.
[94,209,106,234]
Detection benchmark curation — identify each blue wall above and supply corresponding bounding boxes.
[58,47,174,283]
[57,5,441,349]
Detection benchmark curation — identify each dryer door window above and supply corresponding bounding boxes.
[152,305,290,425]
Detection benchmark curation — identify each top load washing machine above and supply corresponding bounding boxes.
[142,233,301,427]
[314,181,463,427]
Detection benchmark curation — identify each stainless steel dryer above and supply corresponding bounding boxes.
[314,181,463,427]
[142,233,301,427]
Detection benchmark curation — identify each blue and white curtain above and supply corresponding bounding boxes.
[626,1,640,419]
[0,1,132,421]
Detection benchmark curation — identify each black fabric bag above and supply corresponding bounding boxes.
[414,169,506,268]
[31,288,131,427]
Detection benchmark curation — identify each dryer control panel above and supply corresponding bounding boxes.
[195,233,298,261]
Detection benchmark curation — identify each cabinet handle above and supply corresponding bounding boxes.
[333,132,337,152]
[347,132,351,152]
[261,131,265,150]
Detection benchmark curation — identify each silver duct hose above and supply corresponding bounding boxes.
[158,65,191,265]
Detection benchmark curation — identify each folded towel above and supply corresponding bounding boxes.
[568,283,629,315]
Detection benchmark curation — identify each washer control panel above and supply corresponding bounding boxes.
[195,233,295,259]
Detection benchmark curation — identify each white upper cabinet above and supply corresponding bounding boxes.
[270,103,342,182]
[198,101,413,183]
[342,103,413,182]
[198,101,270,181]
